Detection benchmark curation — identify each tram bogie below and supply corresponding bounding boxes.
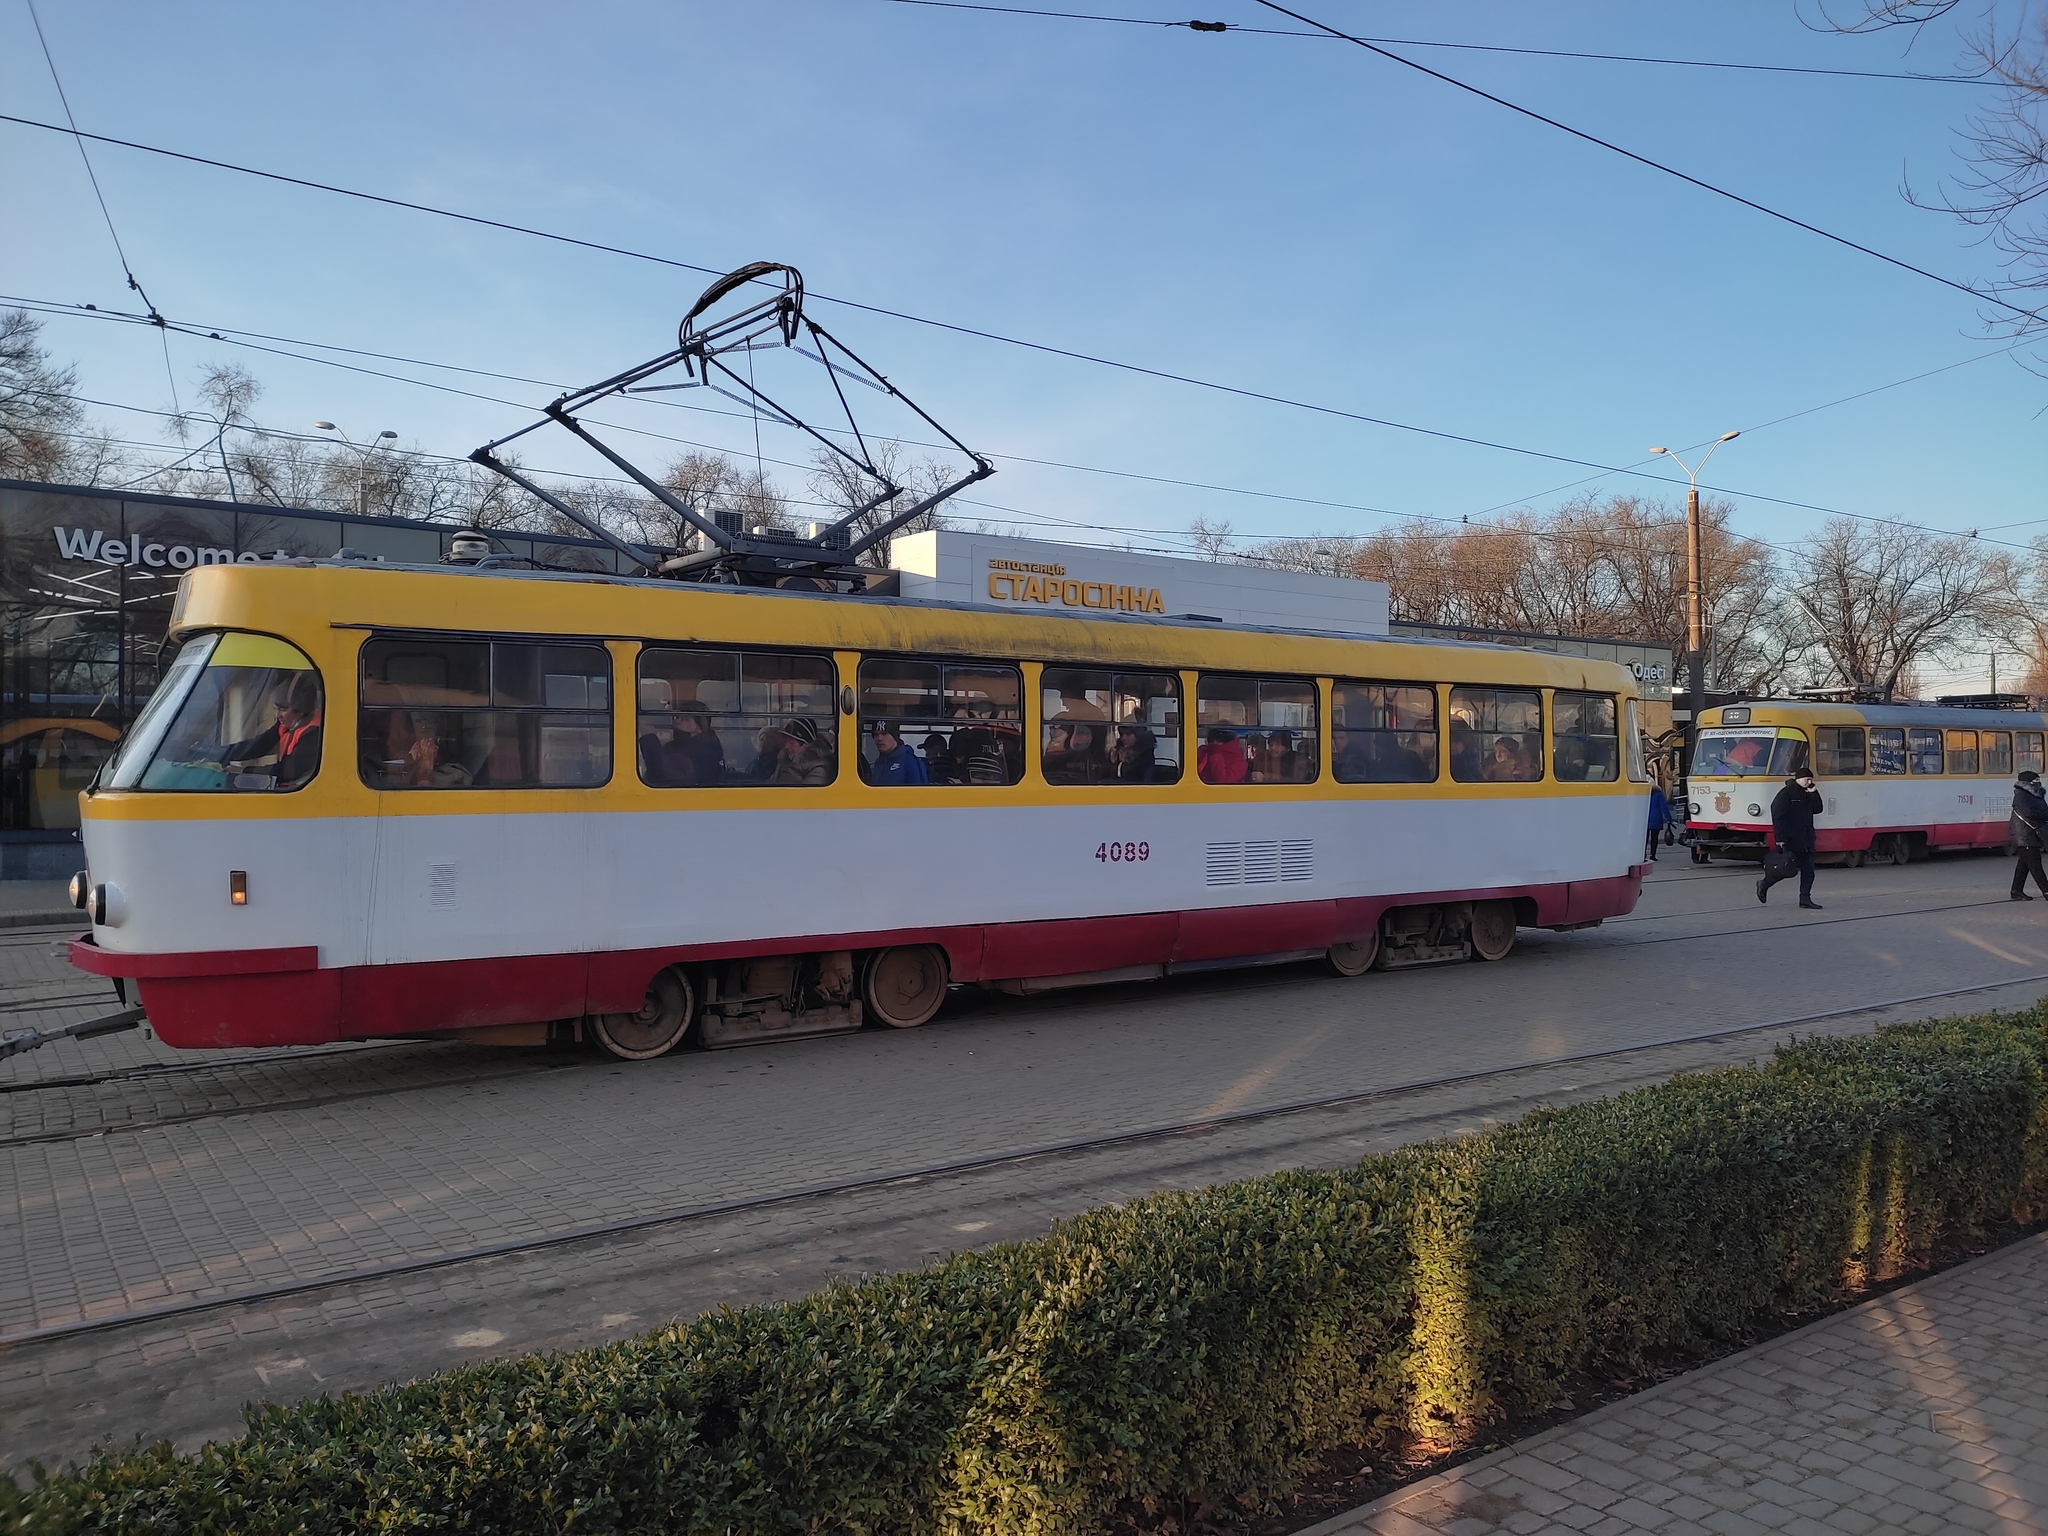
[696,950,864,1049]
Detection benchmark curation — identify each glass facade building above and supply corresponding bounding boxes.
[0,479,627,878]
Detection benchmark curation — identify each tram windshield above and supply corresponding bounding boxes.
[1691,728,1806,778]
[102,632,323,792]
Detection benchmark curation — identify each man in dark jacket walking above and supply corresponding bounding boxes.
[2010,769,2048,900]
[1757,771,1825,909]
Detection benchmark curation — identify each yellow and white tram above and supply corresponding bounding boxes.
[66,558,1653,1058]
[1686,700,2045,865]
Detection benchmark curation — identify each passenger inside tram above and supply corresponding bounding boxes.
[765,717,835,785]
[640,702,725,786]
[1449,723,1482,782]
[1042,720,1107,781]
[1198,728,1249,783]
[865,722,929,786]
[1482,736,1538,782]
[1111,723,1158,781]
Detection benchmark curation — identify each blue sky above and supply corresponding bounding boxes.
[2,1,2043,680]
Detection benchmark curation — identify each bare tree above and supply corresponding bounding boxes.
[1217,494,1798,693]
[1785,517,2015,697]
[808,439,951,568]
[1808,1,2048,329]
[0,309,86,481]
[1187,515,1236,561]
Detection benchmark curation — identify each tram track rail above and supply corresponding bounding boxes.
[7,967,2046,1351]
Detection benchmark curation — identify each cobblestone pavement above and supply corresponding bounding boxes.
[1313,1231,2048,1536]
[4,857,2048,1469]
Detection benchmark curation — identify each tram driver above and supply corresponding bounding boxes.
[221,672,323,790]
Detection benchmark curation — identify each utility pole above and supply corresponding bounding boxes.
[1650,432,1740,751]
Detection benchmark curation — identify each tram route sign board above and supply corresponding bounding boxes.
[889,531,1391,638]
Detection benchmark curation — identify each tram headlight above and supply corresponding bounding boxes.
[1689,801,1701,817]
[1747,803,1763,817]
[89,882,127,928]
[68,870,89,910]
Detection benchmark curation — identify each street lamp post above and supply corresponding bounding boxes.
[1649,432,1740,749]
[315,422,399,517]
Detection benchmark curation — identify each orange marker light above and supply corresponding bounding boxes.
[229,871,248,906]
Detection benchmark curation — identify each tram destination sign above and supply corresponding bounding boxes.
[890,530,1391,638]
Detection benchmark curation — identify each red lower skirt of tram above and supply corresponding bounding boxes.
[68,869,1648,1049]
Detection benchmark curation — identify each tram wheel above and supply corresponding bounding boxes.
[863,945,949,1028]
[1470,900,1517,962]
[1841,849,1865,869]
[591,968,695,1060]
[1326,931,1379,977]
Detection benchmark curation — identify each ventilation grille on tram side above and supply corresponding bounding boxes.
[1205,839,1314,886]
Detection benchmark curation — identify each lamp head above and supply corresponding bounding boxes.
[314,421,336,431]
[378,430,398,440]
[1649,446,1668,455]
[1719,430,1740,442]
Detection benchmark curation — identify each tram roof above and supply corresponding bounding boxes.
[172,556,1646,686]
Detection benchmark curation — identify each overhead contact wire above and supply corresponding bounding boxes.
[1250,0,2043,326]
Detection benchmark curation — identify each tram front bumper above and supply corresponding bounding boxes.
[67,935,339,1049]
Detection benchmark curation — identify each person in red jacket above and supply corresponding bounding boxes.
[221,672,323,789]
[1197,728,1248,784]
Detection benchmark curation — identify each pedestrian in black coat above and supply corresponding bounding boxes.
[2010,769,2048,900]
[1757,771,1825,909]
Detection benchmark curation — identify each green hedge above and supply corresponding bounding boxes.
[8,1007,2045,1535]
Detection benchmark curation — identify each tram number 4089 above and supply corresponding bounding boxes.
[1095,841,1150,863]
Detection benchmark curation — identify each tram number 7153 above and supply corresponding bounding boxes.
[1095,840,1150,863]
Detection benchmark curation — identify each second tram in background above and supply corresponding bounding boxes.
[1685,699,2045,865]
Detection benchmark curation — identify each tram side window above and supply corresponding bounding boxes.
[1196,674,1318,784]
[1945,730,1979,775]
[1332,682,1437,783]
[636,648,837,787]
[1552,691,1618,782]
[1984,732,2014,776]
[1041,668,1182,785]
[1448,686,1543,783]
[1871,728,1906,775]
[858,659,1023,786]
[360,637,610,789]
[102,631,325,793]
[1624,699,1649,783]
[1816,726,1866,776]
[2019,732,2045,777]
[1908,727,1945,775]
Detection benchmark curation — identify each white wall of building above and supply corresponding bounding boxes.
[889,531,1389,637]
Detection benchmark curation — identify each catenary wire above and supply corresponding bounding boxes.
[12,294,2021,564]
[11,305,2009,568]
[19,0,181,411]
[14,288,2026,552]
[875,0,2000,83]
[9,108,2026,483]
[1250,0,2043,326]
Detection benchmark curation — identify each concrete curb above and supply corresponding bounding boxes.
[0,911,80,931]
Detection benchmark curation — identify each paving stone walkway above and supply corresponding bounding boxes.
[1311,1231,2048,1536]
